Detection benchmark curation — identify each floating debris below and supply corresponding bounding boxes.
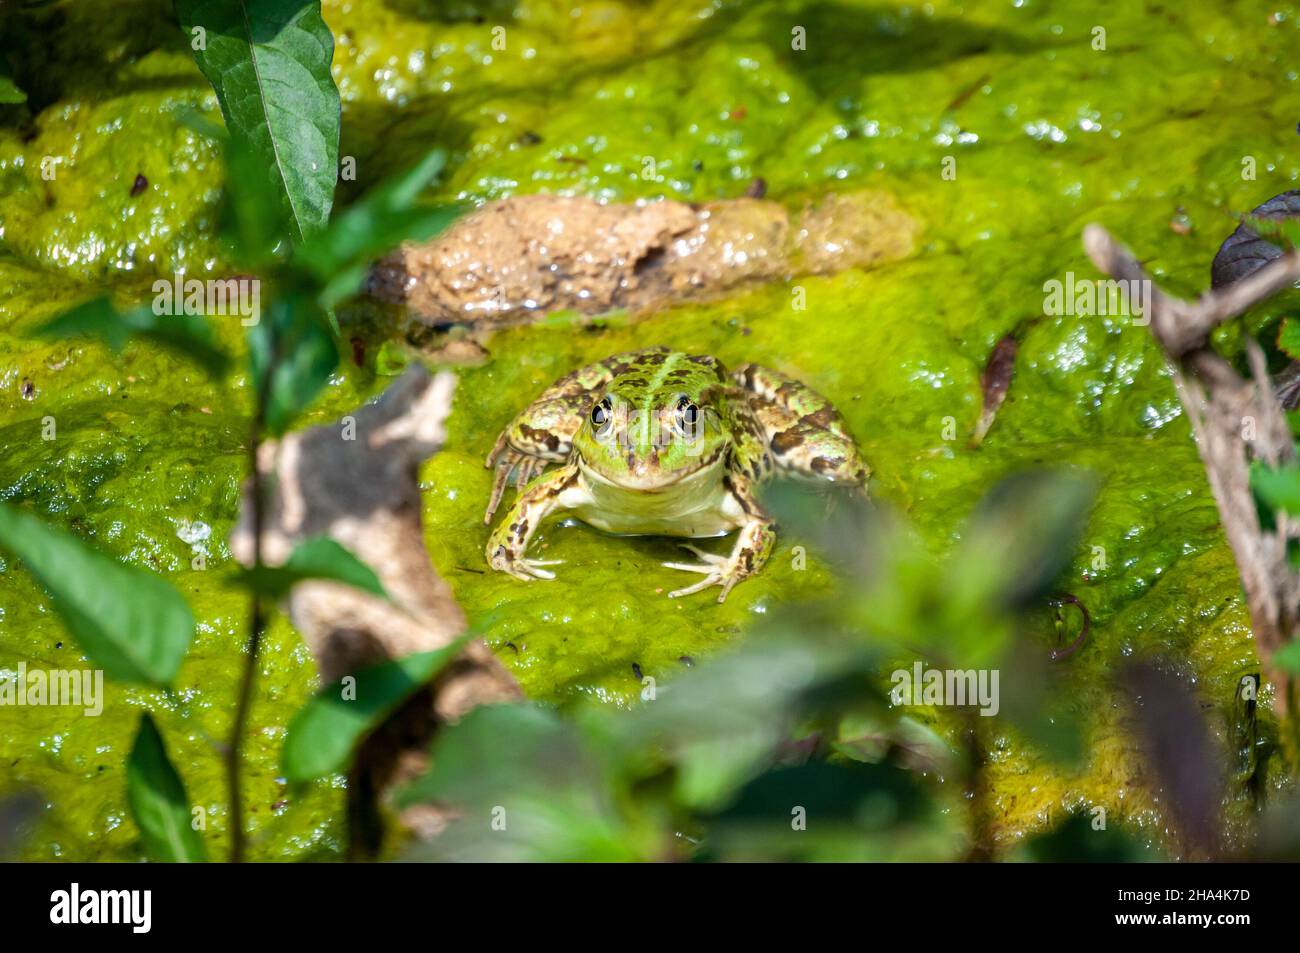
[970,334,1017,446]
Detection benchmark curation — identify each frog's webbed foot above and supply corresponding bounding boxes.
[489,549,564,581]
[662,476,776,603]
[663,515,775,603]
[485,464,583,582]
[663,545,741,601]
[484,445,549,524]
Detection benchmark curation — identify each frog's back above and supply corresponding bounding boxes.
[604,349,728,399]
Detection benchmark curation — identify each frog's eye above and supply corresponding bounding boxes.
[590,397,612,431]
[674,396,700,434]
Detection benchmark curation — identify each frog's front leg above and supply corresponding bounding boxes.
[663,476,775,603]
[483,421,572,525]
[486,464,586,581]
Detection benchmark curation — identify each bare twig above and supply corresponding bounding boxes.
[1083,224,1300,719]
[1084,226,1300,357]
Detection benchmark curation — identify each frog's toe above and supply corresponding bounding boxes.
[664,544,751,602]
[664,548,737,599]
[488,542,561,581]
[519,558,562,580]
[666,571,743,602]
[715,575,742,603]
[662,559,715,574]
[484,464,513,524]
[667,573,725,598]
[663,543,728,570]
[501,564,555,582]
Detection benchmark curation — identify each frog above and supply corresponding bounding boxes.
[483,346,870,602]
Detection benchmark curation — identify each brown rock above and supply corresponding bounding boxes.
[368,190,917,327]
[791,190,919,274]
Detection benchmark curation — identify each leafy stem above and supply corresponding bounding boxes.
[227,359,270,863]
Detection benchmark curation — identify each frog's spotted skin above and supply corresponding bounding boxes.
[484,348,869,602]
[732,363,871,484]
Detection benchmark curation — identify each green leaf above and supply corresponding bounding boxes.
[247,294,338,434]
[1274,641,1300,677]
[37,296,231,377]
[235,536,388,600]
[1250,460,1300,524]
[1279,319,1300,362]
[295,150,461,308]
[282,639,468,781]
[1011,811,1158,863]
[171,104,228,143]
[220,134,290,267]
[0,504,194,685]
[763,481,881,576]
[314,204,462,310]
[1255,791,1300,860]
[396,704,645,862]
[397,704,563,808]
[126,715,207,862]
[175,0,341,244]
[617,628,883,810]
[0,75,24,105]
[704,762,962,862]
[834,713,956,774]
[0,52,24,105]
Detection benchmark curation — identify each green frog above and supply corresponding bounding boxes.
[483,347,869,602]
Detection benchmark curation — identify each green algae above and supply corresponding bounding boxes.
[2,0,1300,859]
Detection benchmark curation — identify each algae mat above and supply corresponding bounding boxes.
[1,0,1298,859]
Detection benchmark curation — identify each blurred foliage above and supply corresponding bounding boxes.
[235,535,390,601]
[392,469,1170,862]
[5,2,462,861]
[35,295,231,377]
[282,638,469,782]
[1010,812,1159,863]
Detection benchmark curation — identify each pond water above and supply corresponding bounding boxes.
[1,0,1297,859]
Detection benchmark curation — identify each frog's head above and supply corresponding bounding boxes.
[573,360,728,491]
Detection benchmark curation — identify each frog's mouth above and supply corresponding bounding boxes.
[577,445,726,492]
